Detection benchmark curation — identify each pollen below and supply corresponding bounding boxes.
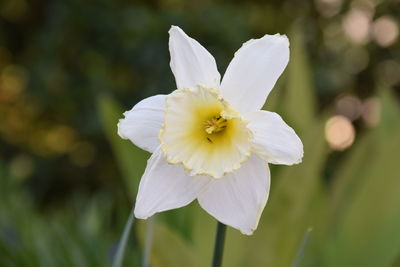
[204,116,228,134]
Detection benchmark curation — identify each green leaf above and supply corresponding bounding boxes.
[96,94,149,200]
[137,220,201,267]
[112,207,136,267]
[284,25,316,133]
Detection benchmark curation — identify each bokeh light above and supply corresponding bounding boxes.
[335,95,363,121]
[371,16,399,47]
[325,115,356,151]
[315,0,343,18]
[342,7,372,44]
[362,97,381,127]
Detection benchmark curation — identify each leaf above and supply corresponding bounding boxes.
[329,132,377,226]
[137,220,201,267]
[284,25,316,133]
[96,94,149,200]
[112,207,136,267]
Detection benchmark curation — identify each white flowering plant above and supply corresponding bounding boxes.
[118,26,303,235]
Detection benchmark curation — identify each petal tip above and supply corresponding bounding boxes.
[295,153,304,165]
[169,25,183,35]
[240,228,255,235]
[134,206,150,220]
[117,119,127,139]
[264,33,290,47]
[281,34,290,47]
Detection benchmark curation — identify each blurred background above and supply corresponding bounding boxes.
[0,0,399,266]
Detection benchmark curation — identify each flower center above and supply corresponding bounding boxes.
[160,86,252,178]
[204,116,228,134]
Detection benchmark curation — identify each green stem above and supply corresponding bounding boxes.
[211,222,227,267]
[112,208,135,267]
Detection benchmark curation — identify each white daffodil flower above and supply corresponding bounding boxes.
[118,26,303,235]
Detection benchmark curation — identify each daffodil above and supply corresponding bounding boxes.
[118,26,303,235]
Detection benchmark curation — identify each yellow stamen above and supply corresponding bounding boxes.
[160,86,252,178]
[204,116,228,134]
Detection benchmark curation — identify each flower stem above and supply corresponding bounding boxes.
[112,208,135,267]
[211,221,227,267]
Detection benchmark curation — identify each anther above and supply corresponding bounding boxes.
[204,115,228,134]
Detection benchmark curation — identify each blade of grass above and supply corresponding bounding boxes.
[291,228,313,267]
[112,208,136,267]
[142,216,155,267]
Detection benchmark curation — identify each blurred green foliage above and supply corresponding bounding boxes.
[1,0,400,266]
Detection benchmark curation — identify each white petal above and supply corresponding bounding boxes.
[134,148,211,219]
[246,110,303,165]
[118,95,166,153]
[197,155,270,235]
[169,26,220,90]
[220,34,289,113]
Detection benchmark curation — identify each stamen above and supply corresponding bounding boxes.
[204,116,228,134]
